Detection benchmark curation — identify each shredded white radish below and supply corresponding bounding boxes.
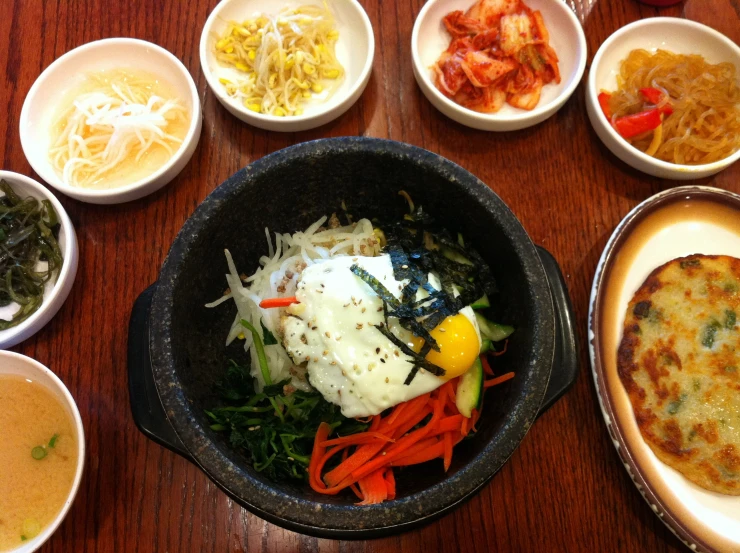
[208,215,381,391]
[49,70,188,189]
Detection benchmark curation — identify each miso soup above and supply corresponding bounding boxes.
[0,375,78,551]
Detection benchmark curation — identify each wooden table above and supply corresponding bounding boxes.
[3,0,739,551]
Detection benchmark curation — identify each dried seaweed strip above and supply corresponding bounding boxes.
[349,264,400,308]
[403,343,433,385]
[0,180,63,330]
[373,324,446,377]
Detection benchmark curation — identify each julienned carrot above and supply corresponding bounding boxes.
[483,371,515,388]
[308,361,516,504]
[320,431,394,448]
[443,431,453,471]
[392,441,446,466]
[357,469,388,505]
[481,354,494,376]
[384,468,396,500]
[259,296,298,308]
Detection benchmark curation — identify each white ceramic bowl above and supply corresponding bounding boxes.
[586,18,740,180]
[411,0,587,131]
[0,171,78,349]
[0,350,85,553]
[200,0,374,132]
[19,38,202,204]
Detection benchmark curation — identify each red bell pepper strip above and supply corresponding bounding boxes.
[598,92,612,119]
[639,87,663,104]
[613,109,663,139]
[259,296,298,308]
[639,87,673,115]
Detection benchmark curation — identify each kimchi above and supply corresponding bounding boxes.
[434,0,560,113]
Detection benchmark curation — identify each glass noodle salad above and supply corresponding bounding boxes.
[213,4,345,116]
[205,197,515,503]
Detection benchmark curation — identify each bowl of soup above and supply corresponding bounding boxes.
[0,351,85,552]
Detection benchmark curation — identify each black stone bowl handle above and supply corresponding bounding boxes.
[128,246,578,462]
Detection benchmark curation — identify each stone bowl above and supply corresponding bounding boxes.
[128,137,578,537]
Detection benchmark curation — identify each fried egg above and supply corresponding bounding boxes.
[280,254,481,418]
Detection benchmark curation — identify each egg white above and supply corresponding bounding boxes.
[280,254,481,418]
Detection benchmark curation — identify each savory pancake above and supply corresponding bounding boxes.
[617,254,740,495]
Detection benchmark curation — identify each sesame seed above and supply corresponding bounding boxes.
[356,323,363,330]
[331,361,337,365]
[385,377,389,383]
[325,331,331,338]
[313,357,318,362]
[394,350,400,356]
[377,307,383,312]
[361,307,366,313]
[322,350,328,356]
[439,328,446,332]
[380,358,386,363]
[401,264,408,269]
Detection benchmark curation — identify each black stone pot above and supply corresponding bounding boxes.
[127,137,579,539]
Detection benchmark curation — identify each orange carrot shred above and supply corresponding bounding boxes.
[384,468,396,500]
[320,431,394,448]
[491,339,508,356]
[481,354,494,376]
[443,431,453,471]
[308,369,515,504]
[483,371,515,388]
[391,441,445,466]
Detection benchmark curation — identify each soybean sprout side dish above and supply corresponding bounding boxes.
[0,180,63,330]
[213,4,345,116]
[205,194,515,504]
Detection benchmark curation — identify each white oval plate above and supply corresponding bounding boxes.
[589,186,740,553]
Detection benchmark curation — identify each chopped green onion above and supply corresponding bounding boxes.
[48,434,58,448]
[240,319,272,385]
[31,446,46,460]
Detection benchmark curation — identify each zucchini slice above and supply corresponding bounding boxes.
[456,358,484,418]
[475,312,514,342]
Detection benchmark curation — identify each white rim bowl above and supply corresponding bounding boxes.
[199,0,375,132]
[586,17,740,180]
[19,38,202,205]
[0,171,78,349]
[0,351,85,553]
[411,0,587,131]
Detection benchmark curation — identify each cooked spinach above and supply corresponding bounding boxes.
[206,360,366,482]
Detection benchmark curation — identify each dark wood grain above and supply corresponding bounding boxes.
[2,0,739,552]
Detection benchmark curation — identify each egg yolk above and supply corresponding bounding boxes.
[411,314,480,379]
